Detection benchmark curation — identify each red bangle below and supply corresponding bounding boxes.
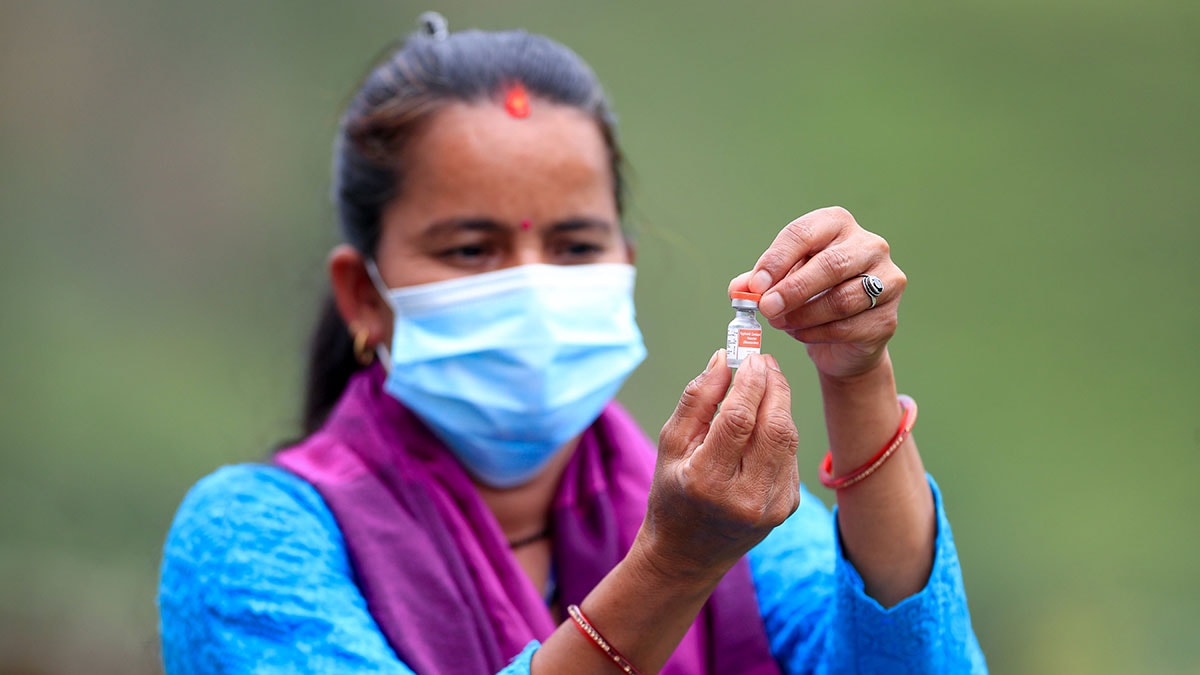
[819,394,918,490]
[567,604,641,675]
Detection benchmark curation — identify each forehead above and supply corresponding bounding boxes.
[393,100,615,216]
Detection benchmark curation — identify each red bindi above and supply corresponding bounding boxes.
[520,219,532,231]
[504,83,531,119]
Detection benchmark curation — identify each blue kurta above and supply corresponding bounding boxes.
[158,465,986,674]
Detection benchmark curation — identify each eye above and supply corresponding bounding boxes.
[437,242,500,268]
[551,239,606,264]
[445,244,486,258]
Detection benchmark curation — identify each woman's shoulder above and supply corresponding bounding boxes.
[176,462,325,514]
[162,462,344,569]
[159,463,354,644]
[159,468,409,672]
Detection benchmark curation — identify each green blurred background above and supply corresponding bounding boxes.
[1,1,1196,673]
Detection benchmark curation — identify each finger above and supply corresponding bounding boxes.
[758,235,888,322]
[727,271,753,296]
[786,306,898,346]
[730,260,805,302]
[747,355,801,521]
[772,265,905,331]
[658,349,731,460]
[748,207,854,300]
[694,354,770,476]
[751,355,798,461]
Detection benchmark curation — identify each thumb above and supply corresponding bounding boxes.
[727,271,753,296]
[658,349,731,460]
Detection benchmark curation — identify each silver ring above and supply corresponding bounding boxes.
[857,274,884,309]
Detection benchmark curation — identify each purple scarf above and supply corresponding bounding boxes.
[276,366,778,674]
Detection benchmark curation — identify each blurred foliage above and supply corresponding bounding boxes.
[1,1,1197,673]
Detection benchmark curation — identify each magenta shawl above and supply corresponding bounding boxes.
[276,366,778,674]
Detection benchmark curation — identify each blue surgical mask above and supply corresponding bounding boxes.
[366,262,647,488]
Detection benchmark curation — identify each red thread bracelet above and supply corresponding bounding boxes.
[567,604,641,675]
[819,394,918,490]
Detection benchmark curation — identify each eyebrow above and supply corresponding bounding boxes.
[420,216,615,237]
[548,217,615,234]
[421,218,505,238]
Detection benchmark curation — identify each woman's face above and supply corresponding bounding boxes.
[371,99,629,289]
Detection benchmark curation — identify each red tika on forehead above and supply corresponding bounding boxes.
[504,83,531,119]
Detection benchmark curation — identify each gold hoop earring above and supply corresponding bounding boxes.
[351,324,375,366]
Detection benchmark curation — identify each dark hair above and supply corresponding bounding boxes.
[300,14,627,435]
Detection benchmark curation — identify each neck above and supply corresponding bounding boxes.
[474,435,580,544]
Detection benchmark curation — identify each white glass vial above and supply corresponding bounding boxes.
[726,292,763,368]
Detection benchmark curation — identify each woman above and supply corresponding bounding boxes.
[159,14,986,674]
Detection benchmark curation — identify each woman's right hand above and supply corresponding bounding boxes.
[534,350,800,673]
[637,350,801,584]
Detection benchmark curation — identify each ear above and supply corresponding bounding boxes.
[624,238,637,265]
[328,244,392,350]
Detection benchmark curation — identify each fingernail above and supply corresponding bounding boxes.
[759,291,784,317]
[751,270,773,293]
[706,349,723,371]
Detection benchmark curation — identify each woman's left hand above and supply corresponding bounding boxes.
[729,206,906,380]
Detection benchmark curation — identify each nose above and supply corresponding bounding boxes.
[512,250,546,267]
[512,229,548,267]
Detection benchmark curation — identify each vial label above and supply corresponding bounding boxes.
[726,326,762,367]
[737,328,761,360]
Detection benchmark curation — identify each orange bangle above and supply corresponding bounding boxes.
[819,394,917,490]
[567,604,641,675]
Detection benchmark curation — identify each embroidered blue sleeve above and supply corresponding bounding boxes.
[747,475,988,674]
[161,465,983,674]
[158,464,415,674]
[159,464,543,674]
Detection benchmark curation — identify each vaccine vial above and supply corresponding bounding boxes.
[726,292,763,368]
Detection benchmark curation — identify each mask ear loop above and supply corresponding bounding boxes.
[363,259,395,370]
